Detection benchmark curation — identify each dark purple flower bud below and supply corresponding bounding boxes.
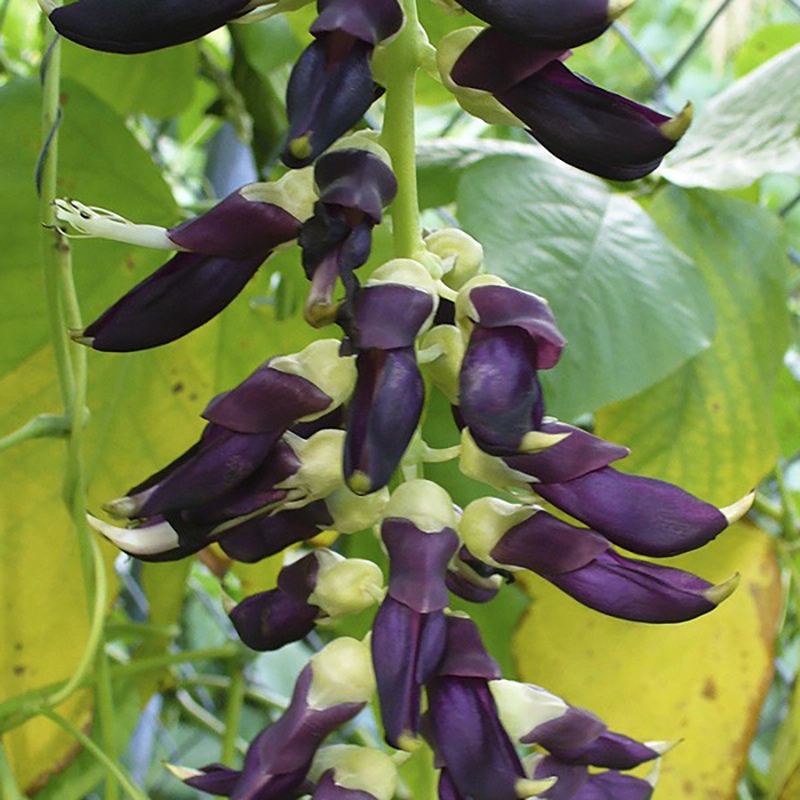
[455,0,633,49]
[535,467,753,557]
[371,481,459,748]
[283,37,377,169]
[176,762,241,795]
[230,550,384,650]
[426,617,550,800]
[312,0,403,45]
[546,547,738,624]
[494,60,692,181]
[553,730,666,771]
[47,0,253,54]
[69,181,306,351]
[174,637,375,798]
[438,769,467,800]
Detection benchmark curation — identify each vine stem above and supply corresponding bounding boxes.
[379,0,426,260]
[221,664,247,765]
[37,19,119,800]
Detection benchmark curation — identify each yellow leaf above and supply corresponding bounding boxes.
[512,522,781,799]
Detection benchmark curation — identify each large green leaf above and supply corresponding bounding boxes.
[663,42,800,189]
[61,42,199,119]
[456,150,715,419]
[596,186,789,504]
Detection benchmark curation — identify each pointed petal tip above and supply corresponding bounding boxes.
[164,763,203,781]
[704,572,740,606]
[102,496,138,519]
[645,739,680,756]
[86,513,180,555]
[515,775,557,798]
[721,490,756,525]
[608,0,637,21]
[69,328,94,347]
[660,101,693,141]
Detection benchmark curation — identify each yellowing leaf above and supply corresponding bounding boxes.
[512,522,781,799]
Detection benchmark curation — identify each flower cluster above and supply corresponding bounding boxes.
[46,0,750,797]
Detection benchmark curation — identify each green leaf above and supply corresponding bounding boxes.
[774,354,800,460]
[735,24,800,77]
[61,42,199,119]
[664,42,800,189]
[596,186,789,504]
[456,149,715,419]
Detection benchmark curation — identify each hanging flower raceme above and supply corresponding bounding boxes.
[299,144,398,326]
[438,26,692,181]
[342,259,438,495]
[54,169,315,351]
[87,340,392,562]
[283,0,404,168]
[171,637,375,798]
[370,481,459,750]
[460,496,739,623]
[41,0,311,53]
[452,276,754,560]
[228,548,384,650]
[491,681,665,800]
[424,614,556,800]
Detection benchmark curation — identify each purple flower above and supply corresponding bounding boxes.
[228,549,383,651]
[370,481,459,748]
[440,27,692,181]
[283,0,403,167]
[341,261,437,494]
[56,172,314,351]
[173,637,375,798]
[299,146,398,326]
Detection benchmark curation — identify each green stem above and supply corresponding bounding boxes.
[0,414,71,454]
[40,710,147,800]
[176,690,247,755]
[95,650,119,800]
[379,0,425,260]
[221,665,247,765]
[0,645,240,733]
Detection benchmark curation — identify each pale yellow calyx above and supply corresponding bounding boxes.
[721,490,756,525]
[270,339,357,421]
[383,479,458,532]
[329,132,392,168]
[419,325,465,405]
[308,637,375,709]
[608,0,636,22]
[241,166,316,225]
[309,745,397,800]
[437,29,525,127]
[425,228,484,290]
[490,680,569,742]
[367,258,439,296]
[276,430,345,509]
[309,554,385,618]
[518,428,571,454]
[703,573,740,606]
[516,776,558,798]
[326,485,390,533]
[460,497,537,567]
[52,199,175,249]
[659,102,693,141]
[459,429,536,496]
[102,495,139,519]
[87,514,179,556]
[645,740,679,756]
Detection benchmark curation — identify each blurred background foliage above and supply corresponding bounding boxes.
[0,0,799,797]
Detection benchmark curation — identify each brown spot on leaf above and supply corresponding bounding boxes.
[702,676,717,700]
[12,664,26,676]
[171,382,184,394]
